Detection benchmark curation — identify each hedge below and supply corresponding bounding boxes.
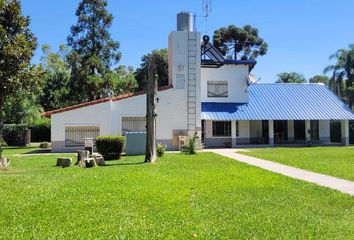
[30,119,51,142]
[3,124,28,146]
[96,136,126,160]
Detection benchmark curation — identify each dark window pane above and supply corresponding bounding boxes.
[212,121,231,136]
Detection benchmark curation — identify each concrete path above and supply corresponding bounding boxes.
[206,148,354,196]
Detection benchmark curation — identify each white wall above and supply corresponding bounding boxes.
[51,88,189,151]
[168,31,201,132]
[237,120,250,143]
[201,64,250,103]
[51,102,112,143]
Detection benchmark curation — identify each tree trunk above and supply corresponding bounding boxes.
[348,77,353,110]
[145,64,157,163]
[0,102,4,140]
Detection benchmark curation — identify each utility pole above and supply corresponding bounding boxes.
[145,64,157,163]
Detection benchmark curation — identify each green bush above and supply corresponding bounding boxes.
[157,143,166,157]
[181,134,203,155]
[0,138,8,147]
[3,124,28,146]
[30,118,51,142]
[96,136,126,160]
[39,142,51,149]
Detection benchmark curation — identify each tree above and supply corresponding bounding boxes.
[40,44,71,111]
[67,0,121,101]
[145,64,157,163]
[324,45,354,109]
[309,75,330,85]
[0,0,39,138]
[276,72,307,83]
[134,49,168,91]
[112,65,138,94]
[213,25,268,60]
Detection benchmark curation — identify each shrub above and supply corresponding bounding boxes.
[3,124,28,146]
[0,138,8,147]
[39,142,51,149]
[181,134,203,155]
[96,136,126,160]
[30,118,51,142]
[157,143,166,157]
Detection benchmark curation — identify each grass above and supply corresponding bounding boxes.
[240,146,354,181]
[0,148,353,239]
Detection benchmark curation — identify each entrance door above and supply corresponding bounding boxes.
[350,121,354,144]
[201,120,206,144]
[310,120,319,141]
[274,120,288,143]
[330,121,341,142]
[294,120,305,140]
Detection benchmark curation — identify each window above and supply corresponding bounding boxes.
[122,117,146,135]
[65,126,100,147]
[207,81,228,97]
[212,121,231,137]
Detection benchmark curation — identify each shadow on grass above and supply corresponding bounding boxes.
[104,161,146,167]
[22,149,51,154]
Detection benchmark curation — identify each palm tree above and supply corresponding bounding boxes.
[324,44,354,109]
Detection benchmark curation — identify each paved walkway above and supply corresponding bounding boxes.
[206,148,354,196]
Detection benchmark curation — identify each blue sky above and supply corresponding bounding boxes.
[22,0,354,83]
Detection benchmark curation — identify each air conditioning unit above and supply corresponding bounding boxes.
[178,136,188,150]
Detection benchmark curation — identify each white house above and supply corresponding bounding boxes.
[43,12,354,152]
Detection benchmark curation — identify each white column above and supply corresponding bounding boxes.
[231,121,237,148]
[305,120,311,143]
[288,120,294,141]
[341,120,349,146]
[269,120,274,146]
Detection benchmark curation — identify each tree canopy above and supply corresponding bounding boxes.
[134,49,168,91]
[213,25,268,60]
[0,0,40,137]
[276,72,307,83]
[39,45,71,111]
[324,44,354,109]
[67,0,122,101]
[309,75,330,85]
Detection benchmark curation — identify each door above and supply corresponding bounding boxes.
[330,121,341,143]
[294,120,305,140]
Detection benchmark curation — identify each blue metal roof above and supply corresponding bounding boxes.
[201,84,354,120]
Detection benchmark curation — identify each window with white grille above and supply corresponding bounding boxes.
[65,126,100,147]
[207,81,228,97]
[122,117,146,135]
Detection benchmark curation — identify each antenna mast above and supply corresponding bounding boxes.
[194,0,212,34]
[202,0,212,35]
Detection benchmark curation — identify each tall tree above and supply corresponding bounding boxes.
[213,25,268,60]
[135,49,168,91]
[40,44,71,111]
[324,45,354,109]
[309,75,330,85]
[276,72,307,83]
[67,0,121,101]
[0,0,38,138]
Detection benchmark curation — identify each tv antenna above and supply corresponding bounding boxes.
[194,0,212,34]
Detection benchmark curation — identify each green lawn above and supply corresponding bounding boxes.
[240,147,354,181]
[0,148,353,239]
